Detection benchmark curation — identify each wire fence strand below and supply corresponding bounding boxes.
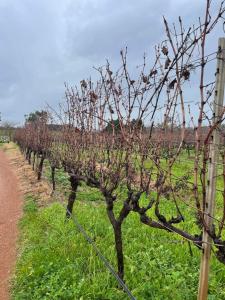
[40,175,136,300]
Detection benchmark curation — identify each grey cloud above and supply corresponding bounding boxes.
[0,0,223,124]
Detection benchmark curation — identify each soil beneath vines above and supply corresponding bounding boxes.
[0,144,52,300]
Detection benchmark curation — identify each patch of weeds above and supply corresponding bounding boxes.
[23,194,38,213]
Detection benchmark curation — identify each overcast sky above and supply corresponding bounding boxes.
[0,0,223,125]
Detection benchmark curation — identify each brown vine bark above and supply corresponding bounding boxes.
[66,176,79,218]
[37,155,45,181]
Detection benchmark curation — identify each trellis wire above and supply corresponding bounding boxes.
[41,174,136,300]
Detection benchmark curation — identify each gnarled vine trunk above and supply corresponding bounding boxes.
[37,155,45,180]
[113,223,124,280]
[51,166,56,192]
[66,176,79,218]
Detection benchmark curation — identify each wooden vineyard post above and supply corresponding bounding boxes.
[198,38,225,300]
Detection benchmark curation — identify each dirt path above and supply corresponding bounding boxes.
[0,143,52,299]
[0,147,22,300]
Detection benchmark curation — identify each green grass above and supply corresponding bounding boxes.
[12,192,225,299]
[11,148,225,299]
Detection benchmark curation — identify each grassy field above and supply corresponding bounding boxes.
[11,151,225,299]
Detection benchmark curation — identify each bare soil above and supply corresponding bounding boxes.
[0,144,52,300]
[0,146,22,300]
